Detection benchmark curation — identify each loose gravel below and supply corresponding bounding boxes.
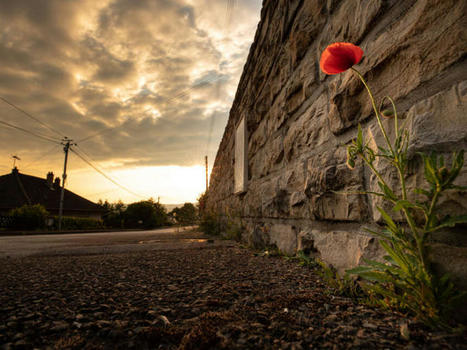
[0,243,465,349]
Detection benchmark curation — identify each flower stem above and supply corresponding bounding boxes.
[351,68,394,155]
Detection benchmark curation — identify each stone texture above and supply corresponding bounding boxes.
[206,0,467,282]
[430,243,467,289]
[407,81,467,154]
[297,229,385,274]
[269,224,297,255]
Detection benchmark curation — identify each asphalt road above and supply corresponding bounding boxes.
[0,227,230,258]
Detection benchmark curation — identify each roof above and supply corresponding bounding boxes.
[0,168,102,214]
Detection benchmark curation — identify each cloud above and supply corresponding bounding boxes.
[0,0,262,183]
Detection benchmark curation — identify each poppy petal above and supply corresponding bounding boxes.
[320,42,363,75]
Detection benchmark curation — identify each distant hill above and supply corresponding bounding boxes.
[163,204,186,212]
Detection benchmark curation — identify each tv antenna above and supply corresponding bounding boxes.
[12,155,21,168]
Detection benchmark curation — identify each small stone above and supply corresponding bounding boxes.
[158,315,170,326]
[400,322,410,341]
[13,333,24,340]
[362,321,378,329]
[14,339,28,348]
[96,320,112,328]
[50,321,68,332]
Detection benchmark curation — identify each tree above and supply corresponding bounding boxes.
[170,202,198,226]
[124,199,167,229]
[98,200,125,228]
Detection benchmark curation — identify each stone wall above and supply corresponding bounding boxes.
[206,0,467,283]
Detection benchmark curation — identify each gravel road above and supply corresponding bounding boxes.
[0,229,465,349]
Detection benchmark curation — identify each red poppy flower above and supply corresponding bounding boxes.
[320,42,364,75]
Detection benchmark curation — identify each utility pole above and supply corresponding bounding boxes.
[205,155,208,192]
[58,137,73,231]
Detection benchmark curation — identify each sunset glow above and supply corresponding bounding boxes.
[0,0,262,204]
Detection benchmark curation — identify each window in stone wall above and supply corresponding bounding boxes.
[234,117,247,194]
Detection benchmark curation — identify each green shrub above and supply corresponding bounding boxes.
[52,216,103,230]
[9,204,48,230]
[199,212,221,236]
[292,251,362,299]
[224,219,243,241]
[315,259,362,299]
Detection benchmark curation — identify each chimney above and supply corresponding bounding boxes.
[46,172,54,189]
[54,177,60,188]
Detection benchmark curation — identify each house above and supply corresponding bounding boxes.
[206,1,466,282]
[0,167,103,219]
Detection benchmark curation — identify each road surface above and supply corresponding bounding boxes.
[0,227,230,258]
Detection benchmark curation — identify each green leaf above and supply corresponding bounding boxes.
[445,150,464,186]
[359,271,394,283]
[377,182,397,201]
[428,215,467,232]
[393,200,415,211]
[377,207,398,232]
[357,124,363,146]
[447,185,467,191]
[364,227,392,240]
[413,188,431,197]
[361,258,394,271]
[380,240,410,274]
[421,152,438,185]
[377,146,392,157]
[346,266,373,274]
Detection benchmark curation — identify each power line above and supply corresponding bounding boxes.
[70,147,146,199]
[164,74,224,104]
[0,120,61,144]
[84,187,120,198]
[226,0,237,29]
[77,123,123,143]
[21,144,62,170]
[0,95,65,138]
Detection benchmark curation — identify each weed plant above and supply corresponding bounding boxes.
[344,67,467,329]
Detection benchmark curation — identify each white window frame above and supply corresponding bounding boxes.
[234,117,248,194]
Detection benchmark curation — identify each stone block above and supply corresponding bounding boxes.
[365,82,467,222]
[290,191,306,207]
[407,81,467,154]
[284,93,330,161]
[270,224,297,255]
[326,73,365,135]
[430,243,467,290]
[297,229,385,274]
[365,0,466,101]
[311,189,366,222]
[245,222,271,249]
[289,0,326,68]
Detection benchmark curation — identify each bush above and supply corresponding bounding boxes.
[52,216,103,230]
[224,219,242,241]
[199,212,221,236]
[9,204,48,230]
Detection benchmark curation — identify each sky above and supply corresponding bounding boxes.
[0,0,262,204]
